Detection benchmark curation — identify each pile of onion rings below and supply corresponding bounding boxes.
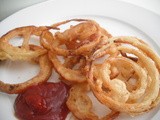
[0,19,160,119]
[87,36,160,116]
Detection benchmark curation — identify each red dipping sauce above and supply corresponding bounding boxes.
[14,82,69,120]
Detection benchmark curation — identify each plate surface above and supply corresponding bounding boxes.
[0,0,160,120]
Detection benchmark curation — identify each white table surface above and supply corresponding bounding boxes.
[0,0,160,21]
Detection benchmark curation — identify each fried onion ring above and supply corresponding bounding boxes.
[0,54,52,94]
[0,26,47,61]
[87,36,160,115]
[48,51,86,83]
[41,19,111,56]
[67,83,119,120]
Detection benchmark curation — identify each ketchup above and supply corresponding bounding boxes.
[14,82,69,120]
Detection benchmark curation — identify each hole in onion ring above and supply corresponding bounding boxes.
[0,60,39,84]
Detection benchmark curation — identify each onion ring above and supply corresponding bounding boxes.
[87,37,160,115]
[110,36,160,71]
[66,83,119,120]
[0,54,52,94]
[48,51,86,83]
[41,19,112,56]
[0,26,47,61]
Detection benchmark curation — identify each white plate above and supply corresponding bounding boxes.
[0,0,160,120]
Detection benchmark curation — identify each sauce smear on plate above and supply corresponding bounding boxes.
[14,82,69,120]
